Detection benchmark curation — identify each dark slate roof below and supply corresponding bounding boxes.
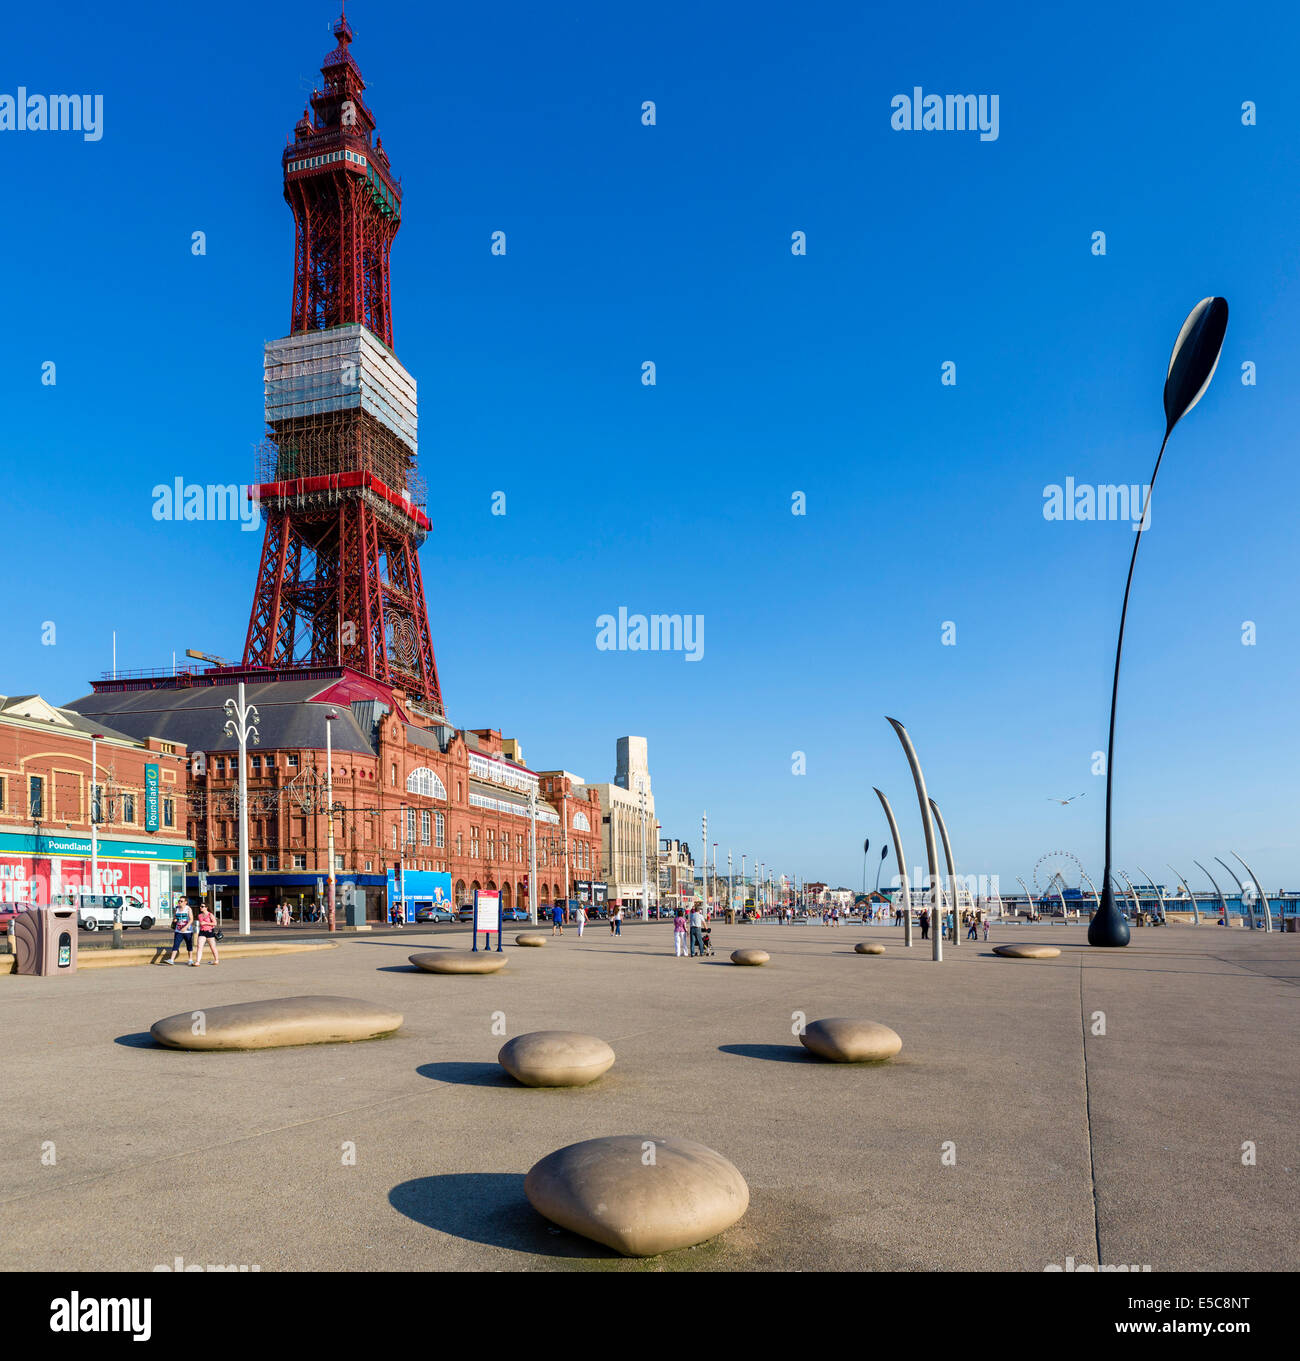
[54,709,142,744]
[404,723,451,752]
[62,679,376,757]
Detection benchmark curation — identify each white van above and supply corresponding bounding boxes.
[77,894,154,932]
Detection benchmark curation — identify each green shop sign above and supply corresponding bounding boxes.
[145,763,160,832]
[0,831,195,863]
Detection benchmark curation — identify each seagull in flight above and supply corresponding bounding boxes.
[1047,793,1086,805]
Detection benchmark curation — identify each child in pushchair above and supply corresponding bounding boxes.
[699,924,714,956]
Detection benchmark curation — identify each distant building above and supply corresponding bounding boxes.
[593,737,661,910]
[658,837,695,908]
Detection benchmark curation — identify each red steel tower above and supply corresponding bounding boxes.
[243,11,444,717]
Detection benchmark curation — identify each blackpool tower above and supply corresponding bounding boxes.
[242,11,444,717]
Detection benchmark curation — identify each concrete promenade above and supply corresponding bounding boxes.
[2,920,1295,1271]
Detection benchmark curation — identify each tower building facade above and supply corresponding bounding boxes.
[242,13,443,716]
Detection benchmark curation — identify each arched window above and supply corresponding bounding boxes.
[406,767,447,800]
[573,811,590,832]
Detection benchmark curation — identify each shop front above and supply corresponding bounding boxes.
[190,872,390,923]
[0,830,193,922]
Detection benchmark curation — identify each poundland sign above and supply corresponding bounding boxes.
[145,764,160,832]
[0,831,193,862]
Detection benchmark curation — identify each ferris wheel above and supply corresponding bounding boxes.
[1032,850,1090,903]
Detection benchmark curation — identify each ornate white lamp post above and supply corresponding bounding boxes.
[223,682,260,937]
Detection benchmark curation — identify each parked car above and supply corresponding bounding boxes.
[501,907,529,921]
[457,904,477,923]
[77,894,154,932]
[0,902,30,930]
[414,905,454,924]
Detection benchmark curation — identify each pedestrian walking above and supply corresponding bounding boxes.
[551,901,564,935]
[576,903,587,938]
[919,907,930,941]
[612,906,622,936]
[674,908,688,956]
[967,913,979,940]
[982,915,990,942]
[688,905,705,957]
[192,903,220,966]
[166,899,195,964]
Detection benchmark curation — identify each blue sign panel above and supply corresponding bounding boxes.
[386,867,453,923]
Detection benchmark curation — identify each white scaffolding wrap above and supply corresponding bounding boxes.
[264,324,418,455]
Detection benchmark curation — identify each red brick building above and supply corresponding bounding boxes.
[66,668,601,921]
[0,692,191,918]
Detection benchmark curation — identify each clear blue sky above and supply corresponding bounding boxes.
[3,1,1296,894]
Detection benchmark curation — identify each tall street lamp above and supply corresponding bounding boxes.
[89,730,103,912]
[886,717,942,962]
[528,783,538,926]
[1215,855,1253,930]
[1094,297,1229,948]
[325,709,337,932]
[223,682,260,936]
[1168,863,1199,926]
[873,788,913,948]
[928,798,959,948]
[1195,859,1229,924]
[1231,851,1272,934]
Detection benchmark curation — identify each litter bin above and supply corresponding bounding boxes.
[14,906,78,975]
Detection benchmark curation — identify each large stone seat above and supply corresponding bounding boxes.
[730,948,769,966]
[515,933,548,947]
[150,996,403,1051]
[798,1018,902,1063]
[855,942,885,955]
[993,943,1061,960]
[498,1031,615,1087]
[409,950,508,974]
[525,1135,749,1256]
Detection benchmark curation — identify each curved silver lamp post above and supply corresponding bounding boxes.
[886,718,942,962]
[1137,865,1166,921]
[1231,851,1272,933]
[1016,876,1034,920]
[928,798,959,949]
[1215,856,1255,930]
[1194,860,1229,924]
[873,788,912,948]
[1080,870,1101,910]
[1117,871,1141,918]
[1094,297,1229,949]
[1168,864,1199,926]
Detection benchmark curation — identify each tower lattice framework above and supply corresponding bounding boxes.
[243,11,444,717]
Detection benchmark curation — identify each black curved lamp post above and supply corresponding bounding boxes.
[1093,297,1229,948]
[861,838,870,896]
[874,843,889,893]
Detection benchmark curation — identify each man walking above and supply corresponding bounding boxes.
[551,901,564,936]
[688,904,705,957]
[919,907,930,941]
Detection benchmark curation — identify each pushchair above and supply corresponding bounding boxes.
[699,925,715,957]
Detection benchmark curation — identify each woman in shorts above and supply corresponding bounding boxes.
[193,903,220,966]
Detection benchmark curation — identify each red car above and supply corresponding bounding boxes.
[0,903,30,930]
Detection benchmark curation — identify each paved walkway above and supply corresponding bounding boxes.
[3,921,1295,1270]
